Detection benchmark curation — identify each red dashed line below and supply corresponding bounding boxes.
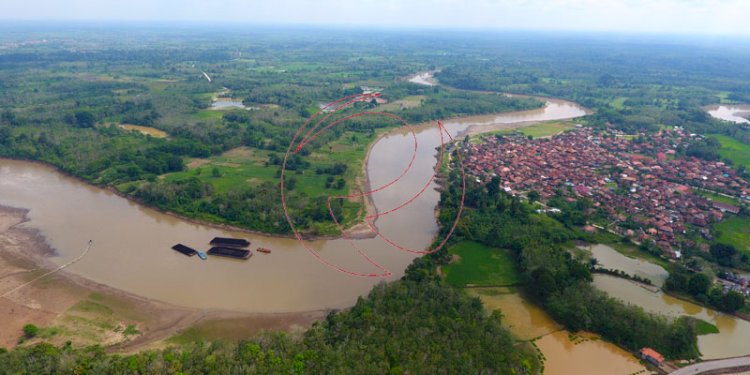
[280,94,466,277]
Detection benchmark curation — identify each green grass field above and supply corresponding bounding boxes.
[610,97,627,109]
[164,131,373,197]
[519,121,576,138]
[715,216,750,254]
[159,131,376,233]
[692,318,720,335]
[710,134,750,169]
[694,189,741,206]
[443,241,521,287]
[379,95,425,112]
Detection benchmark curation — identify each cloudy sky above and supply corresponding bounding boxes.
[3,0,749,35]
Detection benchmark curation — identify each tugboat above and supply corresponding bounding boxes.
[257,247,271,254]
[197,251,208,260]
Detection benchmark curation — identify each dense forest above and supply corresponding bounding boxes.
[0,262,537,374]
[436,169,702,359]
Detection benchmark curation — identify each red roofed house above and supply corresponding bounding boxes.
[640,347,664,365]
[713,201,741,215]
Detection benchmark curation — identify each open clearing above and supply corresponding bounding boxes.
[711,134,750,169]
[715,216,750,254]
[379,95,425,111]
[443,241,520,287]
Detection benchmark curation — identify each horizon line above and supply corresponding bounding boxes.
[2,19,750,39]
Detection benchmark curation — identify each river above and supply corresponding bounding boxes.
[706,104,750,124]
[408,72,437,86]
[0,99,587,313]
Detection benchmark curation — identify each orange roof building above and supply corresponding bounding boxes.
[640,347,664,365]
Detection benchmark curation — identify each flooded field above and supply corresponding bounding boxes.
[468,287,646,375]
[586,244,669,287]
[536,331,646,375]
[467,288,559,340]
[594,274,750,359]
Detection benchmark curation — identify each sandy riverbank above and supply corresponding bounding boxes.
[0,205,326,351]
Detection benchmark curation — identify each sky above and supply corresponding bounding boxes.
[2,0,749,35]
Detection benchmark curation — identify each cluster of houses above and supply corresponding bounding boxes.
[604,127,750,198]
[719,272,750,297]
[462,127,748,257]
[319,86,387,112]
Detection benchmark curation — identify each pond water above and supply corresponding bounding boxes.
[586,244,669,287]
[467,287,646,375]
[211,99,248,109]
[594,274,750,359]
[706,105,750,124]
[408,72,436,86]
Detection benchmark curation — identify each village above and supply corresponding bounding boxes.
[462,126,750,260]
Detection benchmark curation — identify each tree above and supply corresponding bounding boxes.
[527,190,540,203]
[0,126,11,146]
[720,291,746,313]
[530,267,557,301]
[687,273,711,296]
[73,111,96,128]
[22,324,38,338]
[710,243,738,267]
[1,110,19,126]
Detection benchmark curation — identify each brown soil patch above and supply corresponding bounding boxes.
[221,147,254,159]
[187,158,210,169]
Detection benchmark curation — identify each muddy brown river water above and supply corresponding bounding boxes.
[706,104,750,124]
[0,99,587,313]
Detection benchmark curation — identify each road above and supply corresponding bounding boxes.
[671,356,750,375]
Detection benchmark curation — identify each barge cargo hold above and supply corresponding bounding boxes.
[207,246,252,259]
[172,244,198,257]
[209,237,250,248]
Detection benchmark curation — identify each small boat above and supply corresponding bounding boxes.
[257,247,271,254]
[197,251,207,260]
